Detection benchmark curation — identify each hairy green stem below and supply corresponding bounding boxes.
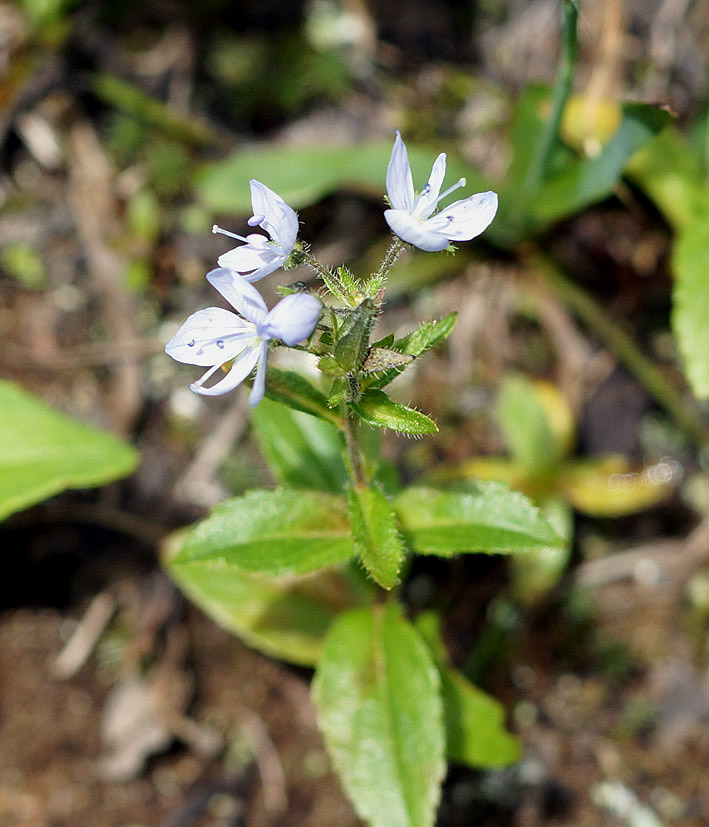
[532,252,709,449]
[302,250,351,305]
[374,237,405,283]
[523,0,578,193]
[342,373,367,485]
[344,414,367,488]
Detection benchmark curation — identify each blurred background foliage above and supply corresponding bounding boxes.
[4,0,709,824]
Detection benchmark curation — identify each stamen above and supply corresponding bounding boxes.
[437,177,466,204]
[212,224,248,243]
[248,213,265,227]
[192,362,223,389]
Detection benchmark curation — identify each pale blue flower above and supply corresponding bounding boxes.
[212,180,299,282]
[166,268,320,405]
[384,130,498,252]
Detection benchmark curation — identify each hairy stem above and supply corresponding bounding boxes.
[374,237,405,283]
[344,411,367,486]
[344,376,367,486]
[302,250,352,305]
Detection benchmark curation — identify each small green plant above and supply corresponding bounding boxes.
[163,133,563,826]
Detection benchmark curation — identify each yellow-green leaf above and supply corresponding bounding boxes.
[560,455,679,517]
[164,532,369,666]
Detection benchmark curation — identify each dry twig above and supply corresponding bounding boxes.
[67,120,142,435]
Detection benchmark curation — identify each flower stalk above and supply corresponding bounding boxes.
[372,237,405,284]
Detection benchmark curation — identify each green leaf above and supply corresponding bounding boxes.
[672,220,709,399]
[264,367,342,425]
[165,533,369,666]
[173,489,355,576]
[312,603,445,827]
[357,422,402,495]
[396,313,457,354]
[508,497,574,606]
[533,101,674,225]
[348,485,405,589]
[625,126,708,232]
[0,380,139,521]
[415,603,520,767]
[334,298,377,372]
[497,374,560,474]
[504,85,563,197]
[92,72,214,146]
[195,142,489,215]
[318,355,345,377]
[393,483,563,556]
[366,314,457,390]
[494,93,674,247]
[371,333,395,348]
[250,398,348,493]
[352,390,438,435]
[440,668,521,768]
[328,376,347,408]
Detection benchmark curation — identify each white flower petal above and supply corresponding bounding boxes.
[190,344,260,397]
[384,208,449,252]
[434,191,498,241]
[248,341,269,406]
[249,179,298,254]
[206,268,268,325]
[217,247,267,271]
[241,260,286,282]
[386,131,415,211]
[413,153,447,219]
[165,307,252,366]
[249,180,280,220]
[384,131,498,252]
[275,206,299,253]
[214,184,297,282]
[261,293,321,345]
[218,246,285,281]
